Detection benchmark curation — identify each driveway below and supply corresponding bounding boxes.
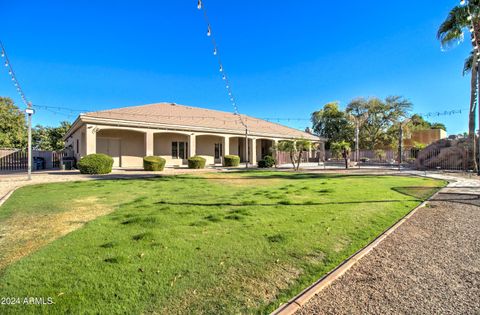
[296,173,480,314]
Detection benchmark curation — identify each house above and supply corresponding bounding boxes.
[63,102,321,168]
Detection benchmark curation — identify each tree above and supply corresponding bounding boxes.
[438,2,479,170]
[359,96,412,150]
[430,122,447,131]
[276,139,312,171]
[330,141,351,169]
[0,97,27,149]
[32,121,71,151]
[311,102,353,149]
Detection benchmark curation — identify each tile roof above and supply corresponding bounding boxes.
[82,102,318,140]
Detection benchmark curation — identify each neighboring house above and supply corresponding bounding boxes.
[404,129,447,148]
[63,103,322,168]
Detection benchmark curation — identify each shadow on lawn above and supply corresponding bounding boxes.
[155,199,422,207]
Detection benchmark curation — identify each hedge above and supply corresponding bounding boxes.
[188,156,206,169]
[143,156,166,171]
[257,155,276,168]
[223,155,240,167]
[77,154,114,174]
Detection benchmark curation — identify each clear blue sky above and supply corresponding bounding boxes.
[0,0,473,134]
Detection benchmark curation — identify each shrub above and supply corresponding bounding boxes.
[77,153,113,174]
[188,156,206,169]
[143,156,166,171]
[257,155,275,168]
[223,155,240,167]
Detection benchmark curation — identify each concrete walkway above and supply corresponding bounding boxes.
[295,173,480,314]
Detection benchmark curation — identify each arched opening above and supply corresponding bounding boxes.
[229,136,248,162]
[256,138,275,161]
[96,129,146,168]
[195,134,226,165]
[153,132,190,166]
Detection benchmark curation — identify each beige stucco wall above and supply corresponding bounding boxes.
[154,133,189,166]
[65,121,317,168]
[196,135,224,165]
[96,129,145,167]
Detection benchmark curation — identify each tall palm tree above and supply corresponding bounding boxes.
[438,2,479,170]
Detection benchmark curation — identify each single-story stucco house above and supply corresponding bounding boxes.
[63,102,322,168]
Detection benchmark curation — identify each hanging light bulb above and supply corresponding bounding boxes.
[468,15,472,21]
[213,47,217,55]
[470,27,475,33]
[207,25,211,36]
[1,50,4,58]
[4,61,8,67]
[11,77,14,81]
[461,0,465,5]
[226,85,229,89]
[219,65,223,72]
[197,0,202,10]
[222,74,226,80]
[8,70,12,75]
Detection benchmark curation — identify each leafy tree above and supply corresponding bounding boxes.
[311,102,353,149]
[276,139,312,171]
[359,96,411,150]
[438,1,479,170]
[330,141,351,169]
[0,97,27,149]
[33,121,71,151]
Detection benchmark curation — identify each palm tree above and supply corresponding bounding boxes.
[438,2,479,170]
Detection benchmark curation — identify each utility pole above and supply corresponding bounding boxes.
[25,102,34,180]
[398,122,404,171]
[354,119,359,162]
[245,128,249,169]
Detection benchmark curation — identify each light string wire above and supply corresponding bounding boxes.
[196,0,248,130]
[0,41,30,107]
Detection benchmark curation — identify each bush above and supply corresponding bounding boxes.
[223,155,240,167]
[188,156,206,169]
[143,156,166,171]
[77,153,113,174]
[257,155,276,168]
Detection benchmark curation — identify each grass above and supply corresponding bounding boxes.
[0,171,445,314]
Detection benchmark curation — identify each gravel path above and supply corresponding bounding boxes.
[296,181,480,315]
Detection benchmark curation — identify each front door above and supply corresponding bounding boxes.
[214,143,223,164]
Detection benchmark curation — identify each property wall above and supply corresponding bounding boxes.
[96,129,145,167]
[154,133,189,166]
[196,135,224,165]
[405,129,448,148]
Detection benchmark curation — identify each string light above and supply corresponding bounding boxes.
[196,0,248,130]
[0,41,30,107]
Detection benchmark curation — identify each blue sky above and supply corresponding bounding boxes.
[0,0,473,134]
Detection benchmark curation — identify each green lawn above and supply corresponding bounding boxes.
[0,172,445,314]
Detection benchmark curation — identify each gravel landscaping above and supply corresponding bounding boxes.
[296,187,480,315]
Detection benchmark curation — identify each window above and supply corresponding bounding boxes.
[172,142,188,159]
[76,139,79,154]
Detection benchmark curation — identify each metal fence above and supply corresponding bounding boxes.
[0,148,65,172]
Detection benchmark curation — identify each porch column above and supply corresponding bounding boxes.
[188,133,196,158]
[85,125,97,155]
[145,130,154,156]
[250,138,257,165]
[223,136,230,156]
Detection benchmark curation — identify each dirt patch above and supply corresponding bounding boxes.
[161,261,302,313]
[0,197,112,270]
